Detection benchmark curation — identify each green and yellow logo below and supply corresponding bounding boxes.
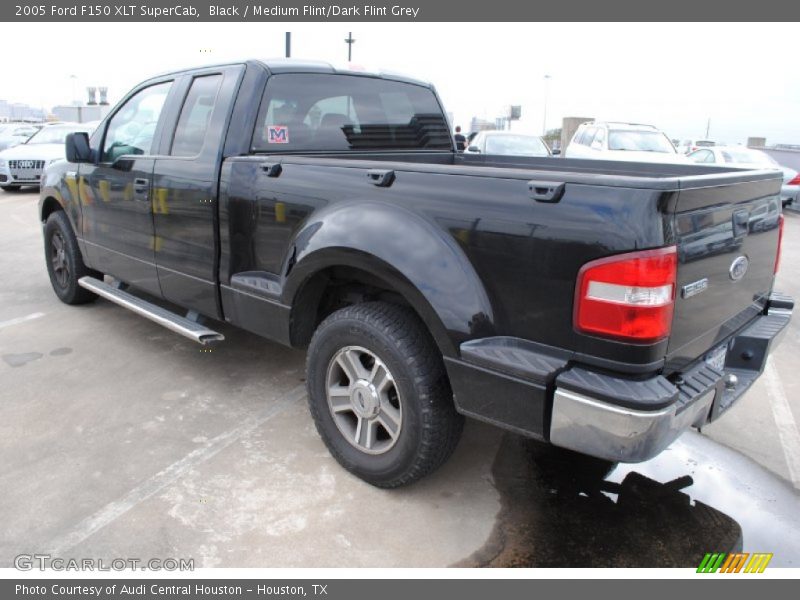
[697,552,773,573]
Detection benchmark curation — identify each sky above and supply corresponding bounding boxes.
[1,22,798,145]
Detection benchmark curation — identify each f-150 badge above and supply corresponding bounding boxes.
[681,278,709,299]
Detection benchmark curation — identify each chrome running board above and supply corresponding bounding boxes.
[78,276,224,346]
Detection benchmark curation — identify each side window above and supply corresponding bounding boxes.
[593,128,606,148]
[690,150,715,163]
[171,75,223,157]
[582,127,597,146]
[103,82,171,162]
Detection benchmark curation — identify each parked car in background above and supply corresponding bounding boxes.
[0,123,41,151]
[688,146,799,207]
[565,121,689,164]
[464,131,551,157]
[677,139,716,154]
[0,123,94,191]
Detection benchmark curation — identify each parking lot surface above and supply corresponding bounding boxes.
[1,188,799,567]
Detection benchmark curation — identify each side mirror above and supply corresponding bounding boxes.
[468,145,480,153]
[65,132,92,163]
[551,148,561,156]
[590,140,603,151]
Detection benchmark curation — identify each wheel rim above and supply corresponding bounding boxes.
[325,345,403,455]
[50,231,69,288]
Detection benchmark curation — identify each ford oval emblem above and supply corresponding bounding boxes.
[729,256,749,281]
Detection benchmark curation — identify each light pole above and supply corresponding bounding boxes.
[542,74,551,136]
[345,32,356,62]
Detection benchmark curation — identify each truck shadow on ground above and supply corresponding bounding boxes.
[459,436,742,568]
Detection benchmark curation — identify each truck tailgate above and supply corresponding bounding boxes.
[667,176,783,371]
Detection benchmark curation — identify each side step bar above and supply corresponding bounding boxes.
[78,276,225,346]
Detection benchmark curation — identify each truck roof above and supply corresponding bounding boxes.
[150,58,434,89]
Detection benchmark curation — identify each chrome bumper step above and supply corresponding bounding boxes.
[78,277,224,346]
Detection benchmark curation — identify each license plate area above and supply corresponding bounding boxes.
[705,344,727,372]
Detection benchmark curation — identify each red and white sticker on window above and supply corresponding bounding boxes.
[266,125,289,144]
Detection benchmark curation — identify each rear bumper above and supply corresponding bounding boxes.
[448,292,793,463]
[551,293,792,462]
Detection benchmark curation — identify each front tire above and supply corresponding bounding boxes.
[44,210,100,305]
[306,302,464,488]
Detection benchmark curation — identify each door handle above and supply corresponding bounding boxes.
[260,162,282,177]
[528,180,565,203]
[133,178,149,194]
[367,169,395,187]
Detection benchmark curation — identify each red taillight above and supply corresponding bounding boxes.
[775,214,784,274]
[574,246,677,343]
[788,173,800,186]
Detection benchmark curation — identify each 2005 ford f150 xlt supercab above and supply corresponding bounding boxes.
[40,59,793,487]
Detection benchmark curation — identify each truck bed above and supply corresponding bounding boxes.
[221,151,783,376]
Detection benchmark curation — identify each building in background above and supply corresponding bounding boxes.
[52,86,111,123]
[0,99,46,122]
[469,117,496,133]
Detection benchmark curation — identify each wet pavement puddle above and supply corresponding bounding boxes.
[459,431,800,567]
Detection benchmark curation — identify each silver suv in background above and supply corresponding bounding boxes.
[565,121,689,164]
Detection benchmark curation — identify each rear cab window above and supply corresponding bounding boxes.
[251,74,452,152]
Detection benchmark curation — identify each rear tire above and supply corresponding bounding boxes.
[306,301,464,488]
[44,210,100,305]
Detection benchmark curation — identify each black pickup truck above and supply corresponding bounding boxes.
[40,59,793,487]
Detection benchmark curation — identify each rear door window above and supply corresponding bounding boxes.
[171,74,223,157]
[252,74,452,152]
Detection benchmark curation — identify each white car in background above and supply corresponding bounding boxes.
[688,146,799,207]
[0,123,41,151]
[565,121,689,164]
[0,123,93,191]
[464,131,552,157]
[677,139,716,155]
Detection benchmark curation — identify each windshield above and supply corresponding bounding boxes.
[721,148,778,166]
[484,134,549,156]
[0,125,38,140]
[26,126,88,145]
[608,130,675,153]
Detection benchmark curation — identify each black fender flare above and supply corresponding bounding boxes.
[282,201,494,357]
